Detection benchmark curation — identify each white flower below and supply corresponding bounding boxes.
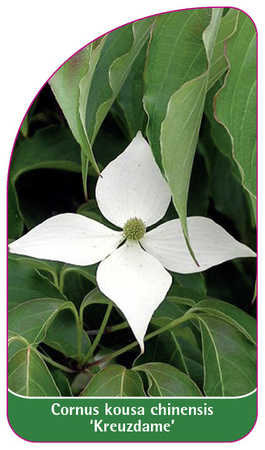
[9,131,256,351]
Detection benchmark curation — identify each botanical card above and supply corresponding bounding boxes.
[7,7,257,443]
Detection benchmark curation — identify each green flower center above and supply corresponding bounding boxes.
[123,217,146,241]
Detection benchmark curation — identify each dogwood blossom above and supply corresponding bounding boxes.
[9,131,256,351]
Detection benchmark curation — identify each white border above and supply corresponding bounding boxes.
[8,387,257,400]
[1,1,264,449]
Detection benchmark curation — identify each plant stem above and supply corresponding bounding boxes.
[76,316,84,365]
[108,321,129,332]
[70,305,84,366]
[51,271,60,291]
[59,269,66,293]
[87,320,129,336]
[39,352,76,374]
[86,311,196,369]
[83,303,113,364]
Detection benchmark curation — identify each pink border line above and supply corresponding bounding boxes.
[6,4,258,445]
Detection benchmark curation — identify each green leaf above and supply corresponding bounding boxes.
[79,288,117,334]
[80,365,146,396]
[215,11,257,205]
[49,367,73,396]
[9,254,61,285]
[191,299,256,344]
[204,82,233,159]
[152,285,204,327]
[77,199,114,227]
[198,315,256,396]
[8,332,29,361]
[8,258,65,309]
[9,126,81,183]
[207,8,239,90]
[169,277,206,300]
[153,298,192,325]
[79,39,107,137]
[134,362,202,396]
[160,9,223,256]
[92,129,128,171]
[161,77,208,236]
[8,343,61,396]
[84,17,155,146]
[168,284,204,303]
[60,264,97,292]
[144,9,212,165]
[72,19,154,194]
[44,309,91,359]
[78,37,108,190]
[60,271,95,308]
[8,181,24,240]
[203,83,255,235]
[49,46,99,175]
[114,42,149,139]
[8,298,74,344]
[135,325,203,388]
[80,287,112,310]
[20,113,29,138]
[187,150,211,217]
[208,149,252,239]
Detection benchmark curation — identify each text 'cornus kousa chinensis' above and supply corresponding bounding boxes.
[9,132,256,351]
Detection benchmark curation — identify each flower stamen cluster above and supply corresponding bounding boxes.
[123,217,146,241]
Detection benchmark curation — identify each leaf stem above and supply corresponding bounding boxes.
[51,271,60,290]
[83,303,113,363]
[59,268,67,293]
[38,352,76,374]
[69,303,84,366]
[86,311,196,369]
[108,321,129,332]
[86,320,129,336]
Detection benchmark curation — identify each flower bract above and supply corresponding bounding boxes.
[9,131,256,351]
